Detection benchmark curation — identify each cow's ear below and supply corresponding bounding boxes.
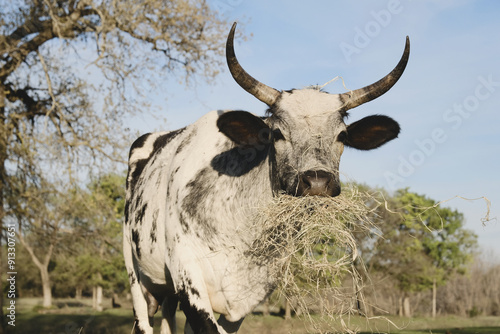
[217,111,271,146]
[345,115,400,150]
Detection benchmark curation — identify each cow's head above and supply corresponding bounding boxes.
[217,23,409,197]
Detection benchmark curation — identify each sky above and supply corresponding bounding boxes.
[129,0,500,256]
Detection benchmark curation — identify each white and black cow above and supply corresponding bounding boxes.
[124,23,409,334]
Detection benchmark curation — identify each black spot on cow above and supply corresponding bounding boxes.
[128,272,137,286]
[132,306,149,333]
[176,128,196,155]
[124,201,130,225]
[178,289,219,334]
[145,165,158,185]
[166,165,181,199]
[129,133,152,159]
[133,320,147,334]
[181,276,201,298]
[129,159,148,193]
[135,203,148,225]
[150,210,159,244]
[132,229,141,258]
[179,213,190,233]
[182,168,219,240]
[132,190,144,216]
[211,144,269,177]
[154,169,163,189]
[173,234,180,243]
[189,285,200,298]
[128,128,186,192]
[183,168,211,217]
[153,128,185,154]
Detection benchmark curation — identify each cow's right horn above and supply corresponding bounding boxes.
[340,36,410,110]
[226,23,281,107]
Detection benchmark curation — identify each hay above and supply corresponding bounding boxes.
[248,185,379,333]
[245,186,493,333]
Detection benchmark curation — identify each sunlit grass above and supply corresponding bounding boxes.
[11,298,500,334]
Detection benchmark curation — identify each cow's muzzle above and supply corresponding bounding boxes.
[297,170,340,197]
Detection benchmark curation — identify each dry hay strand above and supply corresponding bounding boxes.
[249,185,378,333]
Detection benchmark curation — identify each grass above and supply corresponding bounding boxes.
[8,298,500,334]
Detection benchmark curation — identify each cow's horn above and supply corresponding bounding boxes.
[340,36,410,110]
[226,23,281,107]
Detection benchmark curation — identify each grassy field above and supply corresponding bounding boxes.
[9,298,500,334]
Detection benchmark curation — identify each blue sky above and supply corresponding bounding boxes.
[130,1,500,256]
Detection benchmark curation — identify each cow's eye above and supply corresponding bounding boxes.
[337,131,347,143]
[273,129,285,141]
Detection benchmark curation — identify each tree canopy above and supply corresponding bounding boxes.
[354,187,478,316]
[1,0,229,182]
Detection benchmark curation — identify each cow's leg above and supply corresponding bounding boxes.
[173,266,225,334]
[218,315,244,334]
[130,275,155,333]
[128,277,153,333]
[160,296,178,334]
[124,238,154,334]
[182,311,243,334]
[179,287,222,334]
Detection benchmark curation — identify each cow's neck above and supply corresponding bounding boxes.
[220,146,275,221]
[180,143,274,246]
[220,151,275,246]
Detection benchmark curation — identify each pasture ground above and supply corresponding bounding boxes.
[8,298,500,334]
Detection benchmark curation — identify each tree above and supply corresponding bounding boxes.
[9,178,78,308]
[356,188,477,317]
[438,252,500,316]
[10,172,126,309]
[1,0,230,322]
[394,190,477,317]
[79,173,127,311]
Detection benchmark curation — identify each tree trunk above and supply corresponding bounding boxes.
[40,266,52,308]
[96,285,103,311]
[403,296,411,317]
[398,297,403,316]
[75,287,83,299]
[18,236,54,308]
[399,295,411,317]
[432,278,437,318]
[93,284,103,311]
[94,248,104,311]
[92,286,97,309]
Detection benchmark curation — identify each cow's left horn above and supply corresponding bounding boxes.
[226,23,281,107]
[340,36,410,110]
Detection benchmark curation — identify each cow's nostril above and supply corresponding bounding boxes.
[298,170,338,196]
[302,170,329,188]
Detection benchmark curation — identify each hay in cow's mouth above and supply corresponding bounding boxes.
[248,184,379,332]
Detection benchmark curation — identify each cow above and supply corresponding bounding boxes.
[123,22,409,334]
